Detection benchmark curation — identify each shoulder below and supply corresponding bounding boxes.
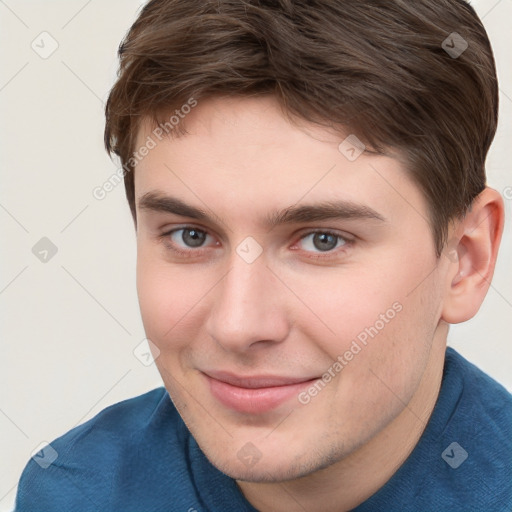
[356,348,512,512]
[445,346,512,433]
[14,387,188,511]
[40,386,174,460]
[430,348,512,510]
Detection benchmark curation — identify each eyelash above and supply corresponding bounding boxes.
[158,226,353,260]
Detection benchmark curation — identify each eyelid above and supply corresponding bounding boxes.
[160,223,212,239]
[295,228,353,241]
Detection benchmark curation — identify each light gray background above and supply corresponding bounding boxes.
[1,1,510,509]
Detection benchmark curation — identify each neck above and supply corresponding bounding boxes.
[237,328,447,512]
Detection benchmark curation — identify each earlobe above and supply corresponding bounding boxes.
[441,187,504,324]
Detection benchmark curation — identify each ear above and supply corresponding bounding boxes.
[441,187,504,324]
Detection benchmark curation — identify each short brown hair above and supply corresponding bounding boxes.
[104,0,498,256]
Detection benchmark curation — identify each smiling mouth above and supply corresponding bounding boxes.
[202,371,319,414]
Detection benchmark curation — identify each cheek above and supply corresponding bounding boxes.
[136,249,209,349]
[346,276,440,406]
[286,264,408,356]
[291,255,439,388]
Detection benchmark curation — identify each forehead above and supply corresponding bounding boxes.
[133,96,429,230]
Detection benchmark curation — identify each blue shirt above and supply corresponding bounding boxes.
[15,348,512,511]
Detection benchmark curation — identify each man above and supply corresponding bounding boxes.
[15,0,511,510]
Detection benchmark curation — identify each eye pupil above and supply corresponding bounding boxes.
[182,229,206,247]
[313,233,337,251]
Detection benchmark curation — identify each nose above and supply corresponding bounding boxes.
[205,253,290,353]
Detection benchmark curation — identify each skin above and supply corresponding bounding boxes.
[133,95,503,512]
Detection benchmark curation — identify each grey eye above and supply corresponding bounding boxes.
[300,232,346,252]
[313,233,337,251]
[182,228,206,247]
[170,228,208,248]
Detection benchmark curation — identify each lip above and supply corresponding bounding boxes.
[202,371,318,414]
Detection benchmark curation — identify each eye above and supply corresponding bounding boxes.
[164,227,216,251]
[174,228,206,247]
[159,226,351,260]
[297,231,349,253]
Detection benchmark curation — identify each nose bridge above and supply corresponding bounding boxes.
[206,252,288,350]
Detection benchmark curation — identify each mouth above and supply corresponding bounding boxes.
[202,371,319,414]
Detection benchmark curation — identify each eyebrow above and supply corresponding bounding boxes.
[138,191,386,228]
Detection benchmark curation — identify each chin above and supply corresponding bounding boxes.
[214,458,310,483]
[201,438,347,484]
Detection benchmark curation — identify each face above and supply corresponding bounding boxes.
[134,96,449,482]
